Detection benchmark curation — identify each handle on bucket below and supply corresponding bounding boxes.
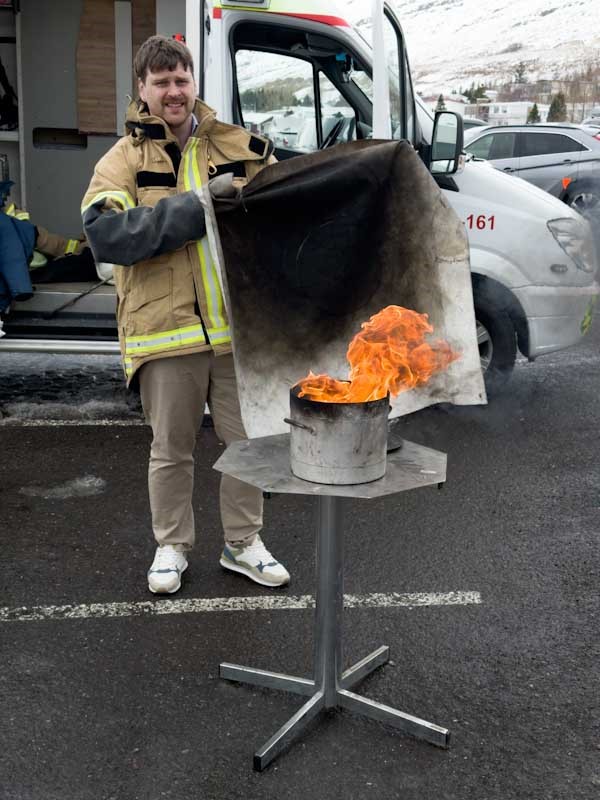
[283,417,316,435]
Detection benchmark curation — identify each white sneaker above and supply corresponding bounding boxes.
[220,534,290,587]
[148,545,188,594]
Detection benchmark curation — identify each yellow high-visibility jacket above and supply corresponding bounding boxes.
[81,98,274,385]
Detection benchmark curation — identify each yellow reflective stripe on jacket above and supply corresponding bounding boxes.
[81,190,135,214]
[125,324,207,356]
[5,203,30,221]
[206,325,232,344]
[65,239,79,254]
[182,139,229,343]
[124,358,133,377]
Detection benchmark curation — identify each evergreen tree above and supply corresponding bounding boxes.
[547,92,568,122]
[527,103,541,124]
[514,61,527,84]
[435,93,446,112]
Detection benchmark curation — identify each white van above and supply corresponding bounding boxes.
[415,98,598,387]
[1,0,597,392]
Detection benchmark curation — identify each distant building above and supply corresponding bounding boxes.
[420,93,469,116]
[464,101,550,125]
[242,112,275,136]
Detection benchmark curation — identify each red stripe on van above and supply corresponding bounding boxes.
[284,13,349,26]
[212,7,348,26]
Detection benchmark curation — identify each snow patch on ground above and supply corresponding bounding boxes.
[20,475,107,500]
[2,400,139,421]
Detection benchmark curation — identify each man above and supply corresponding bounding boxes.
[81,35,289,594]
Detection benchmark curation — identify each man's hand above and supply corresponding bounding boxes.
[208,172,242,211]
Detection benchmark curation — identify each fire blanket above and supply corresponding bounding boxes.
[205,139,486,438]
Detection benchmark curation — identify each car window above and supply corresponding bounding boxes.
[520,133,585,157]
[466,132,516,160]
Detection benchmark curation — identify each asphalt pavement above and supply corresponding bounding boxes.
[1,325,599,800]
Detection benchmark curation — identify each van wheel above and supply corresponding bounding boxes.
[474,293,517,393]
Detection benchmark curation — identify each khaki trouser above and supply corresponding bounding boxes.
[139,351,263,549]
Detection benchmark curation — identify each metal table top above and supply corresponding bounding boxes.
[213,433,446,499]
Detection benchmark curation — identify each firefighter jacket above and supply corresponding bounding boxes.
[4,203,86,260]
[81,98,274,385]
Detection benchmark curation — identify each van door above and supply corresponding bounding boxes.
[214,5,417,158]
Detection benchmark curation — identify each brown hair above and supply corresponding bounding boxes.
[134,35,194,83]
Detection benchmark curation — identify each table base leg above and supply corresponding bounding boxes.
[337,687,450,748]
[219,663,315,696]
[220,647,449,771]
[253,691,326,772]
[340,645,390,690]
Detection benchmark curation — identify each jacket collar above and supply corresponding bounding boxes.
[125,98,217,144]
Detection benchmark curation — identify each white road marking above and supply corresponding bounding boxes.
[0,591,481,623]
[0,418,147,427]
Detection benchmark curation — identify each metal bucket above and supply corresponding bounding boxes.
[285,386,389,485]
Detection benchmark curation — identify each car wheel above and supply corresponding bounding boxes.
[567,187,600,256]
[474,292,517,393]
[568,188,600,217]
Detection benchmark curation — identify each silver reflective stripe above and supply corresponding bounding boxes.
[125,324,206,355]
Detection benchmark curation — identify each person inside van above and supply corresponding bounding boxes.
[3,200,97,283]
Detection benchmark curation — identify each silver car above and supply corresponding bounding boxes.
[463,123,600,216]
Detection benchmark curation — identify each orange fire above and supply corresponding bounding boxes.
[295,305,460,403]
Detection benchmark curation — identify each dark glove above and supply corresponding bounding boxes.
[208,172,242,211]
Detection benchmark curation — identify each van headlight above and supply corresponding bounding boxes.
[547,218,596,273]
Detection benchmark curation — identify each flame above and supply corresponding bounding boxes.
[295,305,460,403]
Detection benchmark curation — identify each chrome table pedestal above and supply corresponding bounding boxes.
[214,433,449,771]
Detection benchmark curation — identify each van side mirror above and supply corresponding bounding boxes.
[430,111,463,175]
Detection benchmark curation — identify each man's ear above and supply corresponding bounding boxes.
[138,78,146,102]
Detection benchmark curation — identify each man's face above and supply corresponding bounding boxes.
[138,63,196,130]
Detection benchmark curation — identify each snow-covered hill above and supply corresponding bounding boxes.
[347,0,600,93]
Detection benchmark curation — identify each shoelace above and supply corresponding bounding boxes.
[241,538,276,564]
[153,547,183,569]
